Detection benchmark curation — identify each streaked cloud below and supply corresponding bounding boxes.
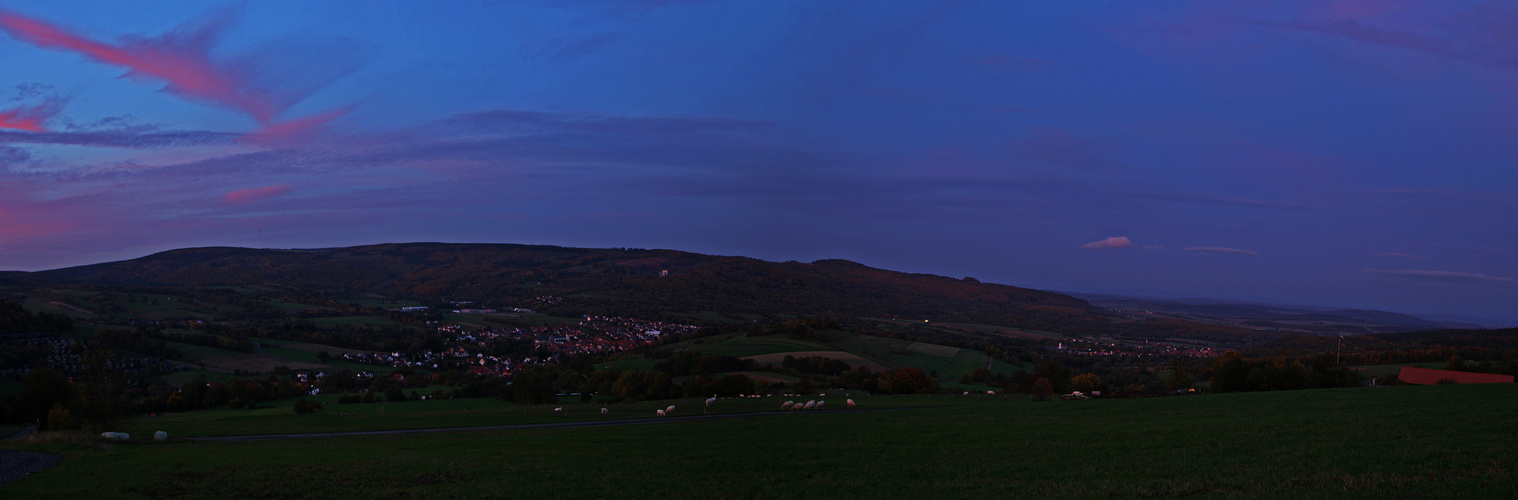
[224,184,291,204]
[0,8,360,139]
[0,99,63,132]
[1364,269,1514,283]
[1374,252,1425,258]
[1184,246,1258,255]
[1006,127,1124,171]
[957,55,1053,75]
[0,129,234,149]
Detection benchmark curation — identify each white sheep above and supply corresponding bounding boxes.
[601,408,609,415]
[846,399,856,408]
[666,405,676,415]
[781,401,794,410]
[986,390,996,395]
[554,407,563,413]
[803,400,816,410]
[153,431,167,441]
[705,397,717,407]
[816,401,825,409]
[656,409,666,417]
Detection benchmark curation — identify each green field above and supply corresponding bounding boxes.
[1352,363,1438,379]
[674,330,1031,382]
[304,315,397,326]
[163,341,243,362]
[118,393,922,438]
[4,384,1515,498]
[683,335,834,358]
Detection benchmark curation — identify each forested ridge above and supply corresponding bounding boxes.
[8,243,1113,335]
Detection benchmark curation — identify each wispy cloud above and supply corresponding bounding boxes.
[0,129,233,149]
[0,146,29,168]
[864,87,931,103]
[0,99,64,132]
[1082,236,1132,250]
[1184,246,1258,255]
[1374,252,1425,258]
[1006,127,1124,171]
[1364,269,1514,283]
[1255,19,1518,74]
[0,8,360,138]
[958,55,1052,75]
[224,184,292,204]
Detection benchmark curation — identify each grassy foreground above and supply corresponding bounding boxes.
[4,384,1516,499]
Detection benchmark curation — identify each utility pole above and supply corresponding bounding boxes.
[1336,335,1343,367]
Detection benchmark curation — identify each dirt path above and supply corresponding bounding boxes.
[190,407,921,442]
[0,450,61,486]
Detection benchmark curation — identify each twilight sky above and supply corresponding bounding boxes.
[2,1,1516,324]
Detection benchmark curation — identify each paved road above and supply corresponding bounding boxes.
[191,407,917,442]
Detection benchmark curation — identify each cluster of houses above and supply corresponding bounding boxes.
[328,316,700,377]
[0,332,174,380]
[1058,338,1221,359]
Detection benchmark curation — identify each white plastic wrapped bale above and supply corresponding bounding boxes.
[154,431,167,441]
[100,432,129,441]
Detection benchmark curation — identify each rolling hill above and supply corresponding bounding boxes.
[4,243,1116,335]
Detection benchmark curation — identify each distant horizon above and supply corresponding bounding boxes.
[9,239,1515,327]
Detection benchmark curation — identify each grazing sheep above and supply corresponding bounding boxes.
[657,409,666,417]
[846,399,856,408]
[781,401,794,410]
[601,408,609,415]
[705,397,717,407]
[554,407,563,413]
[153,431,167,441]
[666,405,676,415]
[986,390,995,395]
[816,401,825,409]
[803,400,816,410]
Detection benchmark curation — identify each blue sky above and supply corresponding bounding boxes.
[2,0,1516,324]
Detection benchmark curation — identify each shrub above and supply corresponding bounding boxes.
[1031,378,1054,401]
[45,406,79,430]
[293,398,320,414]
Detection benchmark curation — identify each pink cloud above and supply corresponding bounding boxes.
[1082,236,1132,250]
[0,100,62,132]
[224,184,291,204]
[238,106,353,147]
[0,183,88,249]
[0,9,353,134]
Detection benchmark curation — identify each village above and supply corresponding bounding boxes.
[1057,337,1222,359]
[334,315,702,376]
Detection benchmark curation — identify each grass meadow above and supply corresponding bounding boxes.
[4,384,1515,499]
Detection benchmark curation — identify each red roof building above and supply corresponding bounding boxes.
[1398,366,1514,385]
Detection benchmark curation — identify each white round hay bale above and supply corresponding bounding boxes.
[154,431,167,441]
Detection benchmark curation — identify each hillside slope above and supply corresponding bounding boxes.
[12,243,1111,334]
